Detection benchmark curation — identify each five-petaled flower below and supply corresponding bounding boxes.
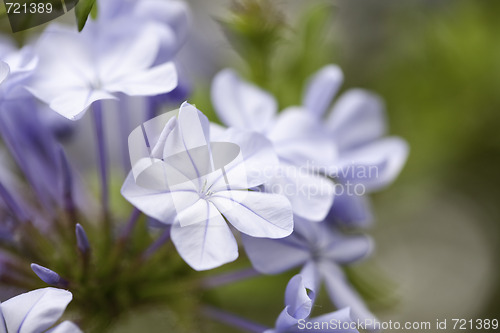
[242,216,377,325]
[211,69,337,222]
[0,288,81,333]
[27,21,178,120]
[122,102,294,270]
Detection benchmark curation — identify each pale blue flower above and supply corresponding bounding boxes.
[98,0,190,60]
[0,39,37,103]
[242,217,377,325]
[27,20,178,120]
[267,273,359,333]
[303,65,409,227]
[0,288,81,333]
[211,69,337,222]
[122,102,293,270]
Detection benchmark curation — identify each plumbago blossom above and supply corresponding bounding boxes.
[0,288,80,333]
[303,65,409,227]
[212,67,409,227]
[121,102,294,270]
[27,0,181,120]
[0,38,37,104]
[266,274,358,333]
[212,70,337,222]
[242,217,377,327]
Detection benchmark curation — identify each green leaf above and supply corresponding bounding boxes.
[75,0,97,32]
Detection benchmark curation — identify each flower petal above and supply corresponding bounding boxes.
[47,89,116,121]
[104,62,178,96]
[1,288,72,333]
[136,0,191,50]
[327,191,374,228]
[306,308,359,333]
[121,171,199,225]
[210,190,293,238]
[171,203,238,270]
[303,65,343,119]
[324,234,374,264]
[327,89,387,151]
[97,23,162,80]
[164,102,212,190]
[319,262,378,326]
[266,165,335,222]
[331,137,409,192]
[27,24,97,119]
[268,107,337,168]
[241,233,310,274]
[0,61,10,86]
[275,274,313,330]
[208,128,279,192]
[211,69,277,133]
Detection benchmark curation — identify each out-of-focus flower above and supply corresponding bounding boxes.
[0,38,37,103]
[0,287,81,332]
[122,102,293,270]
[242,217,376,325]
[99,0,190,60]
[97,0,191,106]
[211,69,337,222]
[266,273,359,333]
[303,65,409,227]
[27,21,177,120]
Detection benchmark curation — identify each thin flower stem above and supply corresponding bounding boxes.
[117,208,142,245]
[118,98,131,173]
[57,146,77,224]
[202,306,269,333]
[202,267,260,289]
[145,97,159,121]
[92,102,111,227]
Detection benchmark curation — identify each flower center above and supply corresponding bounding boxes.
[199,179,214,199]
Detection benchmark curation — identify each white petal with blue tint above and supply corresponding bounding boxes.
[121,172,199,225]
[303,65,343,119]
[331,137,409,192]
[208,129,279,192]
[268,107,337,168]
[211,190,293,238]
[211,69,277,133]
[324,235,374,264]
[242,233,310,274]
[328,191,374,228]
[266,165,335,222]
[171,203,238,271]
[1,288,73,333]
[0,61,10,86]
[327,89,387,150]
[319,262,378,326]
[105,62,177,96]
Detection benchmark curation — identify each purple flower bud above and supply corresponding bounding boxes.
[31,263,67,287]
[75,223,91,254]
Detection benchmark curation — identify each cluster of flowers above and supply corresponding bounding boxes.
[0,0,408,332]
